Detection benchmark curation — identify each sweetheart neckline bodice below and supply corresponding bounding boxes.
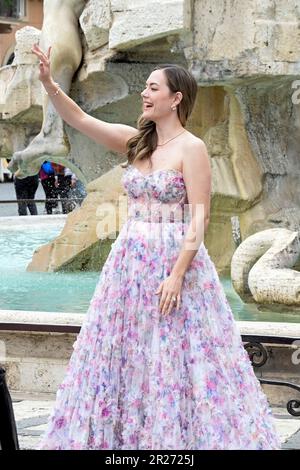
[127,164,184,179]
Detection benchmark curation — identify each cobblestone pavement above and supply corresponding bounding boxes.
[11,393,300,450]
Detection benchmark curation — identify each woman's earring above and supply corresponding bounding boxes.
[171,106,176,111]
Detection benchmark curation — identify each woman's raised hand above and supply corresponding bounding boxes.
[31,44,52,83]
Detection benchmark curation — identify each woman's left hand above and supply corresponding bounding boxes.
[155,272,184,316]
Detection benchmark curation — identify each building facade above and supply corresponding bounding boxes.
[0,0,43,66]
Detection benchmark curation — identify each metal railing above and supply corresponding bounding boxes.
[244,335,300,417]
[0,197,85,215]
[0,198,84,204]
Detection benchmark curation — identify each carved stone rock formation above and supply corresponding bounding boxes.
[0,0,300,273]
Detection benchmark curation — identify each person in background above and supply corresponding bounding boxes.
[64,167,77,191]
[13,172,39,216]
[39,161,58,215]
[52,163,76,213]
[68,177,87,207]
[64,167,78,212]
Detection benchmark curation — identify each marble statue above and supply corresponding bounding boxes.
[8,0,88,177]
[231,228,300,305]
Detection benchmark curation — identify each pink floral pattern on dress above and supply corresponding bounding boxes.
[38,165,281,450]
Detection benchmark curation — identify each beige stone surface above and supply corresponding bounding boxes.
[193,0,257,62]
[190,0,300,79]
[0,308,84,326]
[109,0,191,50]
[0,64,42,121]
[0,26,42,121]
[14,26,41,65]
[231,228,300,304]
[237,320,300,338]
[0,328,75,394]
[1,1,300,273]
[79,0,111,51]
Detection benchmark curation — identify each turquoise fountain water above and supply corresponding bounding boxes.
[0,222,299,322]
[0,223,98,313]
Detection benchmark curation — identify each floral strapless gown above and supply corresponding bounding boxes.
[38,165,281,450]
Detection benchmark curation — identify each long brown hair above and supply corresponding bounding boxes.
[124,64,198,168]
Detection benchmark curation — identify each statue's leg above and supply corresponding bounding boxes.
[9,1,86,176]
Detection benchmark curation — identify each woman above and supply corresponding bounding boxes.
[27,44,280,450]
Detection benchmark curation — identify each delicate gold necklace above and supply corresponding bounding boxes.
[157,129,186,146]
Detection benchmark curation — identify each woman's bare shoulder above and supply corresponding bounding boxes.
[184,131,206,147]
[182,132,208,157]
